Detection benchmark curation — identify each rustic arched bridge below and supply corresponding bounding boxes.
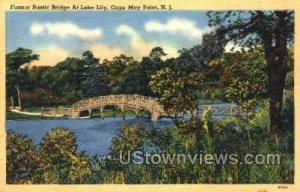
[41,94,244,121]
[42,94,166,121]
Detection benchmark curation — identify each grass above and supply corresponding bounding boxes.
[6,108,150,120]
[6,110,64,120]
[23,107,42,113]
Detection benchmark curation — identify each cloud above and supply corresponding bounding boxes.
[91,43,124,61]
[145,18,212,41]
[116,25,138,36]
[116,25,178,60]
[30,21,102,40]
[31,45,72,67]
[224,41,243,52]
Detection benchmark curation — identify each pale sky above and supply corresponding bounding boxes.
[7,11,216,67]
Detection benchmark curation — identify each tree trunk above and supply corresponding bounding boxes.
[14,84,23,111]
[269,68,286,136]
[263,11,289,136]
[10,96,14,108]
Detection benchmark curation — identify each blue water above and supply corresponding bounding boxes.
[6,117,174,156]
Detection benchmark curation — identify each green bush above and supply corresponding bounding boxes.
[282,90,294,132]
[110,124,145,158]
[39,128,92,184]
[285,71,294,90]
[6,131,39,184]
[249,101,270,132]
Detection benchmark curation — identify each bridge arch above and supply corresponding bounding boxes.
[65,94,165,121]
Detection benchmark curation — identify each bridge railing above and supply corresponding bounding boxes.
[41,107,71,116]
[71,94,160,109]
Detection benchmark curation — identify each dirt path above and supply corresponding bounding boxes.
[9,109,64,117]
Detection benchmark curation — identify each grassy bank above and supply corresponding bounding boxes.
[6,110,63,120]
[6,108,149,120]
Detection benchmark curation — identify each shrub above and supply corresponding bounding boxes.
[285,71,293,90]
[39,128,91,183]
[249,101,270,132]
[110,124,145,158]
[6,131,39,184]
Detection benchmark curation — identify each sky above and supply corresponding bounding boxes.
[6,11,217,67]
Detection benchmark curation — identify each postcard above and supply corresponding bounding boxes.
[0,0,299,191]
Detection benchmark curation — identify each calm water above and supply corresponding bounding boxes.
[6,103,236,156]
[6,117,174,156]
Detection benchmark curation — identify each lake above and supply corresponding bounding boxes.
[6,117,174,156]
[6,103,237,156]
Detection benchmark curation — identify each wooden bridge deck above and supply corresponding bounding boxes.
[42,94,166,121]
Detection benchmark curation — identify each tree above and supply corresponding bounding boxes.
[28,66,51,91]
[42,57,85,103]
[102,54,138,94]
[115,47,169,96]
[149,47,167,62]
[207,11,294,135]
[81,51,109,97]
[149,67,204,122]
[82,51,109,97]
[210,49,268,116]
[6,48,39,110]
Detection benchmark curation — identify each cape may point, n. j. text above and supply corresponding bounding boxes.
[10,4,174,11]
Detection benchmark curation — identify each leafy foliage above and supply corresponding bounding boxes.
[6,131,38,184]
[7,128,92,184]
[102,54,138,94]
[81,51,110,97]
[210,49,267,114]
[207,10,294,135]
[6,48,39,108]
[42,57,85,102]
[110,124,145,158]
[150,67,204,116]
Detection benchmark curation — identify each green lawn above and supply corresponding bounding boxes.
[6,108,150,120]
[6,110,63,120]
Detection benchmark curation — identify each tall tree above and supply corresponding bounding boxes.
[207,11,294,136]
[149,47,167,62]
[122,47,169,96]
[81,51,109,97]
[6,48,39,110]
[42,57,85,103]
[102,54,138,94]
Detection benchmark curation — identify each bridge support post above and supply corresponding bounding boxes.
[151,112,159,121]
[135,110,139,118]
[100,107,104,119]
[113,106,116,119]
[122,111,125,120]
[70,110,79,118]
[88,109,92,118]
